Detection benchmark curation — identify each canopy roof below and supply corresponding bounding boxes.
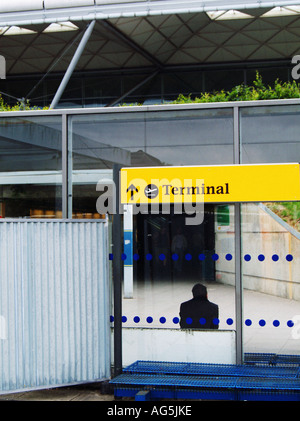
[0,1,300,76]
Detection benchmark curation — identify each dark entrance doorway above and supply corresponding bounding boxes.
[134,205,215,283]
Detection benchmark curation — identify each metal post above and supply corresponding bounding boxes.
[235,203,243,364]
[62,113,68,218]
[49,20,96,109]
[113,164,123,376]
[234,105,243,364]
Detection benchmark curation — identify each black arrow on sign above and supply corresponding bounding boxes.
[126,184,139,200]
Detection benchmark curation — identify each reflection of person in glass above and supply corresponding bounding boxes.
[179,283,219,329]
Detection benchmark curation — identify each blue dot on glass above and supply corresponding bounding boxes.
[186,317,192,325]
[259,319,266,327]
[198,253,205,261]
[159,253,165,261]
[109,253,114,260]
[133,253,140,261]
[258,254,265,261]
[122,316,127,323]
[133,316,140,323]
[200,317,206,325]
[146,316,153,324]
[159,316,166,324]
[226,318,233,326]
[245,319,252,326]
[121,253,127,261]
[212,253,219,261]
[146,253,152,261]
[213,318,219,326]
[172,253,179,261]
[273,320,280,327]
[244,254,251,261]
[173,317,179,324]
[272,254,279,262]
[286,254,293,262]
[110,315,114,322]
[185,253,192,261]
[226,253,232,261]
[287,320,294,328]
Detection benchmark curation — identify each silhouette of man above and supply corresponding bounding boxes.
[179,283,219,329]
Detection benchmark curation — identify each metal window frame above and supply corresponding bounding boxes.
[1,97,300,365]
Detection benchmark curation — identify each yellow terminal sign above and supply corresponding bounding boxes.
[120,163,300,204]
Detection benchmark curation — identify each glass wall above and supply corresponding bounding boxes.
[241,202,300,355]
[2,63,291,108]
[68,107,234,219]
[68,107,236,348]
[68,106,234,216]
[0,101,299,363]
[240,104,300,163]
[0,116,62,218]
[240,105,300,356]
[126,204,236,330]
[69,107,234,168]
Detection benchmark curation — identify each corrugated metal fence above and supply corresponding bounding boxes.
[0,220,110,394]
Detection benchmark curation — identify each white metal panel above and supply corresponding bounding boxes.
[0,0,44,13]
[95,0,147,4]
[0,220,110,394]
[44,0,95,9]
[120,328,236,366]
[2,1,300,25]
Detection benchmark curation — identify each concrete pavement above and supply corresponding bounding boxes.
[122,280,300,354]
[1,280,299,400]
[0,385,115,401]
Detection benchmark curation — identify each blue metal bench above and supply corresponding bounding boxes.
[244,352,300,367]
[110,354,300,401]
[123,359,300,378]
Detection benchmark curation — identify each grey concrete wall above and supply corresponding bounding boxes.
[215,203,300,301]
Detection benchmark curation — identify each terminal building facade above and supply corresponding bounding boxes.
[0,0,300,393]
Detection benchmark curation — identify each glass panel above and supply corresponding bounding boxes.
[69,108,234,214]
[0,116,62,218]
[242,202,300,355]
[68,112,146,218]
[145,108,234,165]
[163,72,204,98]
[69,108,236,364]
[240,105,300,163]
[204,69,244,92]
[128,204,236,331]
[246,67,289,86]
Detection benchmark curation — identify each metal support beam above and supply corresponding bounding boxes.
[62,113,68,219]
[113,164,123,376]
[107,70,159,107]
[99,20,164,70]
[234,106,243,365]
[235,202,243,365]
[49,20,96,109]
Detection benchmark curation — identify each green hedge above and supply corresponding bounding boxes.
[0,95,48,111]
[1,72,300,110]
[173,72,300,104]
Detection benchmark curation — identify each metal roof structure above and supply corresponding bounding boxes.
[1,1,300,75]
[1,1,300,106]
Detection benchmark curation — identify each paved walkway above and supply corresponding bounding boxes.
[0,386,115,401]
[1,280,299,400]
[122,280,300,354]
